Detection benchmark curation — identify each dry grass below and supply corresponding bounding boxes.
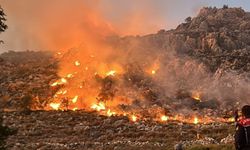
[187,144,235,150]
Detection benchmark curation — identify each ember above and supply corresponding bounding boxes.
[161,115,169,121]
[194,117,199,125]
[131,115,137,122]
[74,61,81,66]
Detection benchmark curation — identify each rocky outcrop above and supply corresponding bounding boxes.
[118,7,250,73]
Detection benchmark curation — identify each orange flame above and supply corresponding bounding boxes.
[193,117,199,124]
[91,102,106,111]
[107,109,116,116]
[51,78,67,87]
[151,70,156,75]
[131,115,137,122]
[72,96,78,103]
[49,103,60,110]
[74,61,81,66]
[161,115,169,121]
[192,91,201,101]
[106,70,116,76]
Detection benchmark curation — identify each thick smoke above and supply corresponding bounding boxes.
[0,0,117,51]
[0,0,182,51]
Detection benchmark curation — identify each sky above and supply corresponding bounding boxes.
[0,0,249,52]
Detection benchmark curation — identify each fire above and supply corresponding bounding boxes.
[51,78,67,87]
[106,70,116,76]
[66,73,73,78]
[151,70,156,75]
[62,90,67,95]
[193,117,199,124]
[73,107,78,111]
[107,109,116,116]
[228,117,235,122]
[72,96,78,103]
[49,103,60,110]
[131,115,137,122]
[192,91,201,101]
[91,102,106,111]
[161,115,169,121]
[74,61,81,66]
[61,78,67,83]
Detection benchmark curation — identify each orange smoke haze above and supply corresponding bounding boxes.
[0,0,117,51]
[0,0,172,51]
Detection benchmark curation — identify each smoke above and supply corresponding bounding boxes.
[0,0,181,51]
[0,0,116,51]
[1,0,249,114]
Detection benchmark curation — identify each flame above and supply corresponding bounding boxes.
[131,115,137,122]
[72,96,78,103]
[106,70,116,76]
[61,78,67,83]
[151,70,156,75]
[193,117,199,124]
[49,103,60,110]
[62,90,67,95]
[51,78,67,87]
[73,107,78,111]
[161,115,169,121]
[91,102,106,111]
[74,61,81,66]
[192,91,201,101]
[107,109,116,116]
[228,117,235,122]
[66,73,73,78]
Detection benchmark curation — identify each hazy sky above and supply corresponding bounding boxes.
[0,0,249,52]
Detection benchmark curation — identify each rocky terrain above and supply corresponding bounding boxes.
[118,6,250,73]
[0,51,58,111]
[2,111,234,150]
[1,6,250,149]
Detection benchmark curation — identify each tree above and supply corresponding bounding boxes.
[0,6,7,33]
[0,7,11,149]
[223,5,228,9]
[0,6,7,44]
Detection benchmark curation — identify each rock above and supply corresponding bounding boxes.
[220,134,234,144]
[174,143,183,150]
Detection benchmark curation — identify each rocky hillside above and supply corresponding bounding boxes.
[118,6,250,73]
